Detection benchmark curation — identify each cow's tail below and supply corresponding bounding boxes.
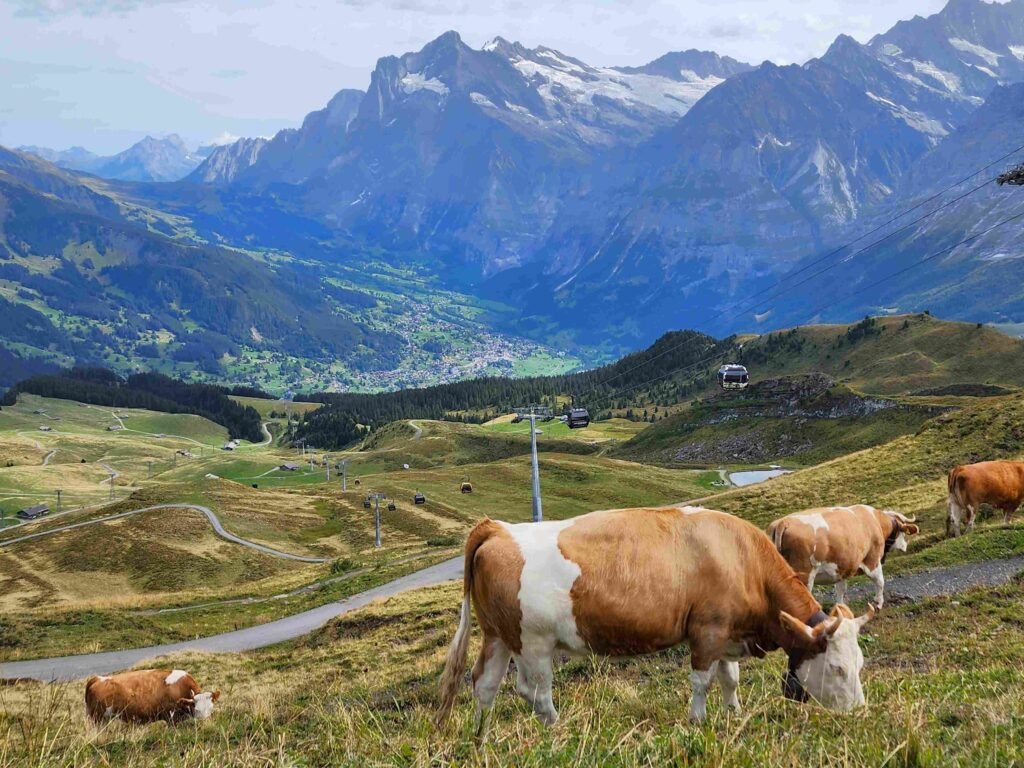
[435,519,497,729]
[84,676,104,725]
[767,518,787,553]
[947,466,967,536]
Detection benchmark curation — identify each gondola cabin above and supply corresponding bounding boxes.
[566,407,590,429]
[387,501,397,512]
[717,364,750,390]
[414,492,426,505]
[363,498,372,509]
[460,481,473,494]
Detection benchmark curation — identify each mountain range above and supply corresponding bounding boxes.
[20,134,210,182]
[3,0,1024,391]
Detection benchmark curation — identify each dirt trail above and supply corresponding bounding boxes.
[0,503,329,563]
[839,555,1024,604]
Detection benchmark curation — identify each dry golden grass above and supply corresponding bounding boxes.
[3,580,1024,766]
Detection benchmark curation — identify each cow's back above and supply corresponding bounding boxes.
[769,506,882,580]
[958,461,1024,509]
[482,508,783,657]
[84,669,198,724]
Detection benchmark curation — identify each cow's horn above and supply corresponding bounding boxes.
[855,604,877,628]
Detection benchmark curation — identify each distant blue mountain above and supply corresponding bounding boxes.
[12,0,1024,361]
[21,134,205,182]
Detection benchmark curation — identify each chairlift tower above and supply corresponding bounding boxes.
[515,404,551,523]
[366,491,386,548]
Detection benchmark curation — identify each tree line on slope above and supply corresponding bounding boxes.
[292,330,736,448]
[1,367,264,442]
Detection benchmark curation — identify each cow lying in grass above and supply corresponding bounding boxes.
[436,506,874,740]
[768,505,919,608]
[85,669,220,725]
[948,460,1024,537]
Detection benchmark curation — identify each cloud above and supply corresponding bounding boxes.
[10,0,184,18]
[207,130,242,145]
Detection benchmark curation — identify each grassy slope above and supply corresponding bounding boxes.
[0,394,234,518]
[612,314,1024,467]
[613,405,933,468]
[734,313,1024,396]
[0,414,711,659]
[696,393,1024,570]
[4,579,1024,766]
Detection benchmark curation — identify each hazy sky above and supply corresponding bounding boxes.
[0,0,957,154]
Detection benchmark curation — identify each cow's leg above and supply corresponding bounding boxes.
[1003,504,1018,527]
[471,635,512,742]
[514,652,557,726]
[834,579,848,606]
[806,567,818,593]
[860,563,885,608]
[689,662,718,723]
[716,660,741,712]
[965,505,977,533]
[947,497,961,538]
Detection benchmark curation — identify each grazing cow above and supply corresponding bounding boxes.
[85,669,220,725]
[436,506,874,739]
[947,461,1024,537]
[767,505,919,608]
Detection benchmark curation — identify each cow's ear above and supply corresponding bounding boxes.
[904,524,920,536]
[176,697,195,712]
[212,689,221,702]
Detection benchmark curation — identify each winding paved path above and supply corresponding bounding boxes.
[4,551,1024,683]
[0,557,462,682]
[0,503,329,564]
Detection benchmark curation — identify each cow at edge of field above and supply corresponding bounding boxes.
[767,505,919,608]
[948,461,1024,537]
[435,506,874,741]
[85,669,220,725]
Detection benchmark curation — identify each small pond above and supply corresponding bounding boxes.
[728,469,791,487]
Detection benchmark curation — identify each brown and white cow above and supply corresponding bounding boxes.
[436,506,874,739]
[947,461,1024,537]
[85,668,220,725]
[767,505,919,608]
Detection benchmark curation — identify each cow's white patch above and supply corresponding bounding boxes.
[164,670,188,685]
[192,691,215,720]
[97,675,110,682]
[809,556,839,584]
[892,532,908,552]
[791,513,829,532]
[676,505,708,516]
[796,619,865,710]
[859,562,886,607]
[500,519,586,654]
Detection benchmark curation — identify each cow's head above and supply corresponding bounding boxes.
[780,604,874,710]
[884,512,919,553]
[177,689,221,720]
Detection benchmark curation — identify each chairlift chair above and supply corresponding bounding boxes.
[717,364,750,391]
